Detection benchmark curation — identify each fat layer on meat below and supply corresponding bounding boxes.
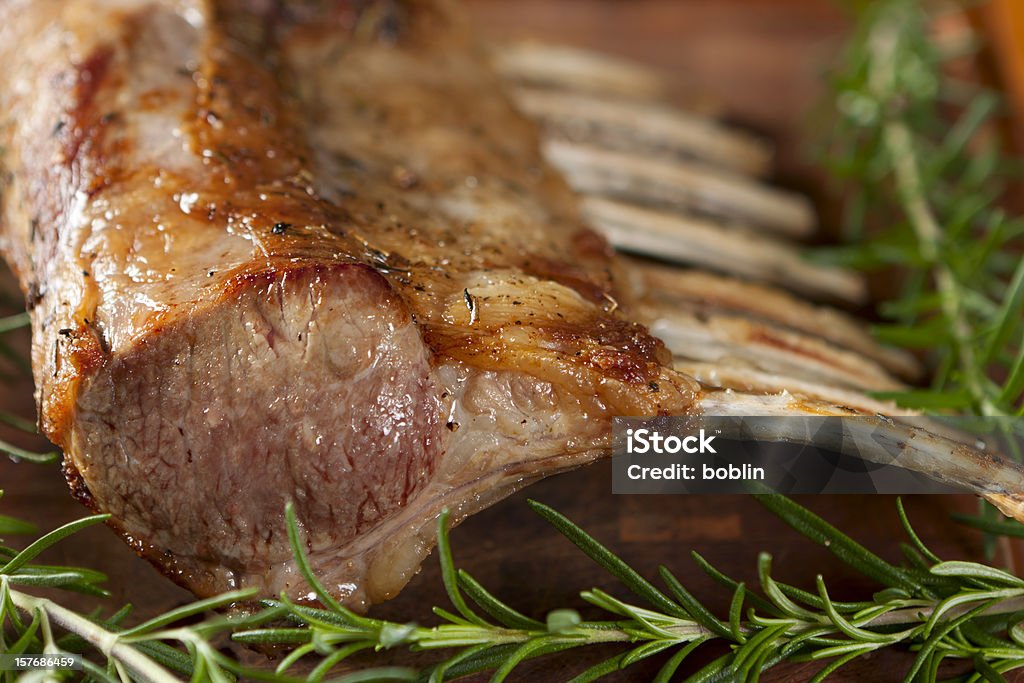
[0,0,694,607]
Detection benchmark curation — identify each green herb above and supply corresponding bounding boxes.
[0,311,32,380]
[819,0,1024,419]
[819,0,1024,548]
[5,495,1024,681]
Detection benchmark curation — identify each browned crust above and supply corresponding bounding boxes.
[43,322,108,447]
[0,1,697,605]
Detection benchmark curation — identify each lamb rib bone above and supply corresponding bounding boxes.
[583,196,866,303]
[625,259,919,379]
[490,41,673,102]
[509,86,773,178]
[545,140,816,239]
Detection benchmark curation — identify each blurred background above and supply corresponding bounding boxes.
[467,0,847,178]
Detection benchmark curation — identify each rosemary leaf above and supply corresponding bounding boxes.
[527,500,687,618]
[658,566,731,639]
[691,552,780,617]
[0,312,28,334]
[930,562,1024,588]
[457,569,544,631]
[0,514,36,536]
[952,513,1024,539]
[435,509,488,627]
[904,601,996,683]
[119,589,260,639]
[284,502,349,617]
[0,436,59,465]
[564,652,630,683]
[971,653,1009,683]
[0,410,37,434]
[0,514,109,575]
[649,636,710,683]
[806,650,865,683]
[897,498,941,565]
[728,584,747,644]
[755,495,922,595]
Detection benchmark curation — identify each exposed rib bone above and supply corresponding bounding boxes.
[511,86,772,177]
[545,140,815,238]
[498,42,1024,521]
[696,390,1024,514]
[491,42,669,101]
[583,197,866,303]
[628,258,920,379]
[645,307,904,393]
[678,360,911,416]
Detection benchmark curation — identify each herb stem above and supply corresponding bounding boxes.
[864,3,1005,417]
[883,117,997,416]
[0,312,28,335]
[864,595,1024,628]
[5,580,178,683]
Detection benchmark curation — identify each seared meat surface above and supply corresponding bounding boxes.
[0,0,693,607]
[2,0,1023,609]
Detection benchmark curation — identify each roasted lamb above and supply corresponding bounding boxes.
[0,0,1021,610]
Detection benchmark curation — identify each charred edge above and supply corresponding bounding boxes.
[597,319,672,366]
[68,322,110,378]
[423,314,670,387]
[583,348,660,385]
[42,323,111,447]
[62,458,97,513]
[20,44,115,306]
[193,0,353,242]
[59,47,115,172]
[546,316,672,382]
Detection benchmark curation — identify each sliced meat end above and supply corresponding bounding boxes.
[66,261,442,599]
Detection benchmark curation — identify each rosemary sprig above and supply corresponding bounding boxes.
[820,0,1024,419]
[0,490,286,682]
[243,496,1024,682]
[7,493,1024,681]
[818,0,1024,547]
